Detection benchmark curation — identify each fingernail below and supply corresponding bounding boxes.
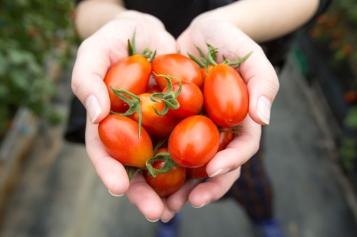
[192,201,208,208]
[257,96,271,125]
[108,190,124,197]
[209,168,229,178]
[85,95,102,123]
[146,217,159,223]
[161,216,173,223]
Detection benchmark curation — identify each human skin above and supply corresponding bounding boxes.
[72,0,320,222]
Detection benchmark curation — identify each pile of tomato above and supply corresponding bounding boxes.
[98,37,250,197]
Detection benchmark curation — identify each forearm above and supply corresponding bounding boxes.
[75,0,126,39]
[206,0,320,42]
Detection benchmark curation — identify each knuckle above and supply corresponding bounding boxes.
[256,44,265,54]
[252,141,260,155]
[268,73,280,95]
[261,71,279,98]
[77,37,92,54]
[211,189,224,202]
[71,74,81,97]
[236,168,241,178]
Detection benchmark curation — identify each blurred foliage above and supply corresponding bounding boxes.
[340,107,357,173]
[309,0,357,75]
[0,0,76,137]
[308,0,357,176]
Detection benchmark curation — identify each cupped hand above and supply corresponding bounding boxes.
[72,11,177,221]
[163,16,279,215]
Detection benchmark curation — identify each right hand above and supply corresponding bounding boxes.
[71,11,177,222]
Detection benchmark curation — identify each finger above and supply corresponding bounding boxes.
[72,35,112,123]
[206,117,261,177]
[85,116,129,196]
[153,31,177,55]
[236,42,279,126]
[178,18,279,125]
[127,174,164,222]
[176,29,195,55]
[189,168,241,208]
[71,17,138,122]
[166,179,200,212]
[160,204,176,223]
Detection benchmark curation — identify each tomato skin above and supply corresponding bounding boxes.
[164,82,203,118]
[152,54,203,89]
[104,55,151,112]
[168,115,220,168]
[188,166,208,179]
[218,130,235,151]
[200,65,213,82]
[98,114,153,168]
[132,93,179,137]
[144,160,186,197]
[204,64,249,127]
[188,130,235,179]
[147,84,161,93]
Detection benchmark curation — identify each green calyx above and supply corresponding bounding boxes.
[125,166,141,180]
[150,73,182,116]
[127,31,156,62]
[146,152,177,177]
[111,87,143,137]
[223,51,252,68]
[188,43,252,70]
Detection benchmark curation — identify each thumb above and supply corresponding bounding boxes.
[71,36,112,123]
[243,49,279,125]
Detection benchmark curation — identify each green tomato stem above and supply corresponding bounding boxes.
[111,87,142,137]
[125,166,141,180]
[146,152,176,177]
[150,73,182,116]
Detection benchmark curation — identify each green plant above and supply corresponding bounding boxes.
[309,0,357,68]
[0,0,75,137]
[339,107,357,173]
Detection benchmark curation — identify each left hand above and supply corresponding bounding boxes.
[163,16,279,220]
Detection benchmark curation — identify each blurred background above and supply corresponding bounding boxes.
[0,0,356,237]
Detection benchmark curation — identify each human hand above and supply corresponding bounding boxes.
[163,16,279,214]
[72,11,177,221]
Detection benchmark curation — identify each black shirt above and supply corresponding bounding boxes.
[124,0,234,37]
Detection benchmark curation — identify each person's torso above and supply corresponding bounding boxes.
[124,0,234,37]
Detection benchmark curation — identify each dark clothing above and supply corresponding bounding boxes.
[124,0,234,38]
[230,146,273,222]
[67,0,332,221]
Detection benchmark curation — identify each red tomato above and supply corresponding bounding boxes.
[199,65,213,82]
[144,148,186,197]
[147,84,161,93]
[104,55,151,112]
[164,82,204,118]
[188,166,208,179]
[168,115,220,168]
[218,130,235,151]
[188,130,235,179]
[152,54,203,89]
[98,114,153,168]
[204,64,249,127]
[144,160,186,197]
[132,93,179,137]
